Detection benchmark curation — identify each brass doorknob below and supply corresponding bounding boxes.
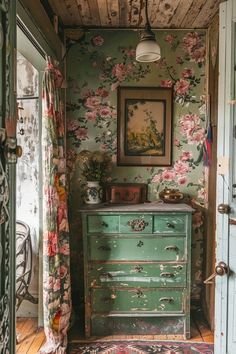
[204,262,228,284]
[218,204,231,214]
[215,262,228,276]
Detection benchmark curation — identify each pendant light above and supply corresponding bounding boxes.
[135,0,161,62]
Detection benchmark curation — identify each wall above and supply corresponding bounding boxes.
[66,29,207,317]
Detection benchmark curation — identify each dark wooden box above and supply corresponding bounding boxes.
[105,183,147,204]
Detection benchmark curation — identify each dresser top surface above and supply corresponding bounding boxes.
[79,202,194,213]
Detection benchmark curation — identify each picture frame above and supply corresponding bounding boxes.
[117,86,173,166]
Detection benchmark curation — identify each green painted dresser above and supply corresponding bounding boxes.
[80,202,193,338]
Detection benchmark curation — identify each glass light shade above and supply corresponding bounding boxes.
[136,39,161,62]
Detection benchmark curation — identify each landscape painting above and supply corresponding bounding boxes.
[118,87,172,166]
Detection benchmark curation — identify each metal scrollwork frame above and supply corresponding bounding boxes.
[0,1,16,353]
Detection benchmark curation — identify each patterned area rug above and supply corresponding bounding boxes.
[68,341,214,353]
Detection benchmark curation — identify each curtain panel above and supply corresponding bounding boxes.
[40,59,71,354]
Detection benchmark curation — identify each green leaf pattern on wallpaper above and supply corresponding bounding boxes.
[67,30,207,300]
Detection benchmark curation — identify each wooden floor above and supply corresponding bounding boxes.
[16,318,45,354]
[16,312,214,353]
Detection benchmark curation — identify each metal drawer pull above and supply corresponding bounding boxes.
[136,290,143,298]
[98,245,111,251]
[134,265,143,273]
[101,221,108,227]
[160,272,175,278]
[102,295,116,302]
[137,241,144,247]
[100,272,113,279]
[159,297,174,303]
[128,218,149,231]
[165,246,179,252]
[166,222,175,229]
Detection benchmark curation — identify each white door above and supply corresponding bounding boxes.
[216,1,236,353]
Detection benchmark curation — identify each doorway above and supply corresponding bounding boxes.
[15,21,45,352]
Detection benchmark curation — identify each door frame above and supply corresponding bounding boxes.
[215,1,235,353]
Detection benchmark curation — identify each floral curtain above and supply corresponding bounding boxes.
[40,58,71,354]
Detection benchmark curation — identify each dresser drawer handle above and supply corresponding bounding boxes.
[136,290,143,298]
[128,219,149,231]
[100,272,113,279]
[98,245,111,251]
[102,295,116,303]
[165,246,179,252]
[166,222,175,229]
[134,265,143,273]
[101,221,108,227]
[137,241,144,247]
[160,272,175,278]
[159,297,174,303]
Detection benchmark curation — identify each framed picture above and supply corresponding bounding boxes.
[117,86,173,166]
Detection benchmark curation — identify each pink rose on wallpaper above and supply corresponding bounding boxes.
[95,87,109,98]
[192,47,206,63]
[152,173,161,183]
[183,32,200,49]
[174,160,190,175]
[188,128,205,144]
[91,35,104,46]
[180,151,192,161]
[177,176,188,186]
[112,63,132,82]
[165,34,175,43]
[85,96,101,109]
[174,79,191,95]
[182,32,205,65]
[182,68,194,78]
[67,120,79,132]
[179,114,200,136]
[162,169,176,181]
[160,79,173,88]
[100,107,111,118]
[85,111,96,121]
[174,138,181,147]
[75,127,88,140]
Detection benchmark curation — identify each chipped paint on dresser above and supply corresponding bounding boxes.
[81,203,193,339]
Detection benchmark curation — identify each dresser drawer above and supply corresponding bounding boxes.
[89,263,186,288]
[120,214,153,233]
[154,214,187,234]
[87,215,119,234]
[92,288,184,313]
[89,236,186,261]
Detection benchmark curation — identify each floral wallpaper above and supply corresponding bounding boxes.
[66,30,207,316]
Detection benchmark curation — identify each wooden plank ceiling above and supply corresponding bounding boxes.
[48,0,222,28]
